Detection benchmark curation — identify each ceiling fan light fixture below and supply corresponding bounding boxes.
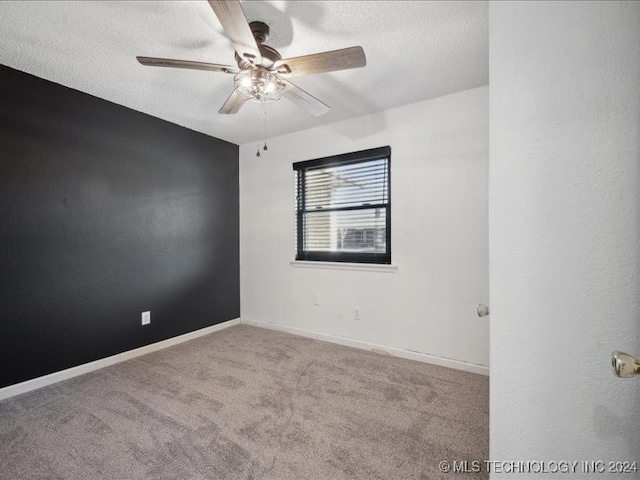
[234,69,283,103]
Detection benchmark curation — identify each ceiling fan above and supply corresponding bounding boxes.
[136,0,367,116]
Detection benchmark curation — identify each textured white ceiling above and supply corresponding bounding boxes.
[0,1,488,145]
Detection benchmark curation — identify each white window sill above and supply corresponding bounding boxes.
[290,261,398,273]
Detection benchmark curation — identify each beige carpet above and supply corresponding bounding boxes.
[0,325,488,479]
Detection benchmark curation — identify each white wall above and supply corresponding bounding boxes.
[490,1,640,474]
[240,86,489,371]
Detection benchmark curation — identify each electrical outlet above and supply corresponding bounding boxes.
[313,293,320,306]
[353,308,361,320]
[141,311,151,326]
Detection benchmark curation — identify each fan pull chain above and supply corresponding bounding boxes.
[256,112,261,157]
[263,105,268,152]
[256,106,268,157]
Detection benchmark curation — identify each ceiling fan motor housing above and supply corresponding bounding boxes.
[235,21,282,70]
[250,21,270,44]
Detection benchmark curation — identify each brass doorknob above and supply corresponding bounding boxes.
[612,351,640,378]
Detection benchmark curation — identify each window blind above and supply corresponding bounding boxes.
[293,146,391,264]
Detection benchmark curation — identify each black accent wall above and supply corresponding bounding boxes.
[0,65,240,388]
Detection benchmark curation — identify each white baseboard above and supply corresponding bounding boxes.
[242,319,489,376]
[0,318,241,401]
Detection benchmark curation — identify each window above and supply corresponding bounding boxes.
[293,146,391,264]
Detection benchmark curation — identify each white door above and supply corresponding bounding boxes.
[490,1,640,477]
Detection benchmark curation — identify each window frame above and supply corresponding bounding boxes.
[293,146,391,265]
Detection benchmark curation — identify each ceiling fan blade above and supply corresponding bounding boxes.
[275,46,366,77]
[207,0,262,65]
[137,56,238,74]
[280,79,330,117]
[219,89,246,114]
